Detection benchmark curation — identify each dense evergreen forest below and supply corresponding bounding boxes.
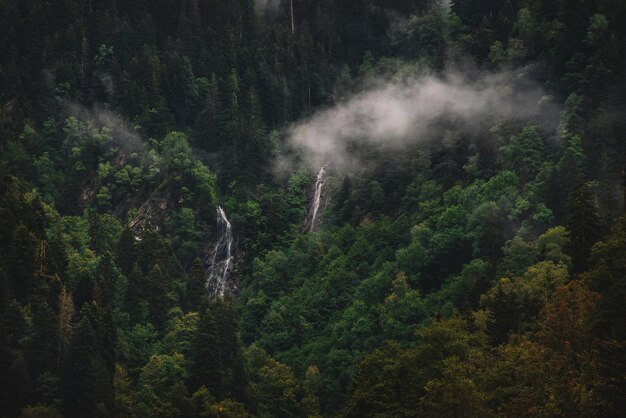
[1,0,625,416]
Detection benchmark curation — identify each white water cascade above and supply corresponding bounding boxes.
[206,206,236,298]
[306,166,326,232]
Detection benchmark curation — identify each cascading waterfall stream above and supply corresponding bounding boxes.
[206,206,235,298]
[306,166,326,232]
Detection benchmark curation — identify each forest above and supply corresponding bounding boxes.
[0,0,625,416]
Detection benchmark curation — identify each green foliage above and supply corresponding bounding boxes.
[587,214,626,340]
[138,353,192,417]
[379,273,426,340]
[244,344,303,417]
[566,181,601,272]
[18,405,63,418]
[192,300,247,402]
[499,125,544,188]
[0,0,624,415]
[480,261,569,344]
[61,308,102,417]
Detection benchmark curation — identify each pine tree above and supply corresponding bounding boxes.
[211,298,247,402]
[191,303,221,394]
[116,227,136,276]
[62,308,99,418]
[95,251,117,308]
[587,214,626,339]
[45,230,68,279]
[123,264,148,324]
[565,181,601,273]
[0,300,29,416]
[146,264,169,331]
[7,223,38,302]
[191,298,247,401]
[57,287,74,367]
[27,299,59,379]
[86,303,116,411]
[187,258,207,312]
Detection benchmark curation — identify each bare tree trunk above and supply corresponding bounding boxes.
[290,0,295,34]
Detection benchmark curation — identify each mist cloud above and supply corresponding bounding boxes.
[281,69,554,174]
[65,102,151,165]
[255,0,283,16]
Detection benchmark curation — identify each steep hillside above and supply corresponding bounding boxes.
[0,0,625,416]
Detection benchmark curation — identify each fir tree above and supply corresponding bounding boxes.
[565,181,601,273]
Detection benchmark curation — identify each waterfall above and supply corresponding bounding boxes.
[206,206,236,298]
[306,166,326,232]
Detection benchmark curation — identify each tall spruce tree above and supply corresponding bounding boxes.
[61,308,99,418]
[565,181,601,273]
[192,298,247,401]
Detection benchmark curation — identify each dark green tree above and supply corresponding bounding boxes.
[61,308,100,418]
[192,298,247,402]
[123,264,149,324]
[26,300,58,381]
[187,258,207,312]
[145,264,170,332]
[565,181,601,273]
[116,228,136,276]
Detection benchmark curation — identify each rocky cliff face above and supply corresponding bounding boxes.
[129,182,173,238]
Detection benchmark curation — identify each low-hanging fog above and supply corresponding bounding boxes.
[281,68,556,174]
[255,0,283,16]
